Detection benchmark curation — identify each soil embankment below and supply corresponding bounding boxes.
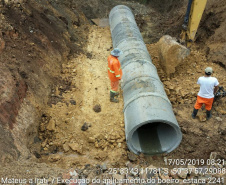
[0,0,88,163]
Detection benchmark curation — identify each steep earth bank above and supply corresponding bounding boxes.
[0,0,89,164]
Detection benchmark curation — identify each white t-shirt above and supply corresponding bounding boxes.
[197,76,219,98]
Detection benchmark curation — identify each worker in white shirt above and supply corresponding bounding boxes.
[192,67,219,120]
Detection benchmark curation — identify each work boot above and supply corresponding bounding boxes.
[191,108,198,119]
[206,110,212,120]
[110,91,119,103]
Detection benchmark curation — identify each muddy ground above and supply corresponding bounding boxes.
[0,0,225,183]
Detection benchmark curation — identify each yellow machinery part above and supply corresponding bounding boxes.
[187,0,207,46]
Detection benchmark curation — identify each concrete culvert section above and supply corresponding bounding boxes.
[109,5,182,155]
[131,122,181,155]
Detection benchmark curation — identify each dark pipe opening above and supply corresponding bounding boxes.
[131,122,178,155]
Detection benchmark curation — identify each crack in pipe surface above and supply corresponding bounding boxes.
[109,5,182,155]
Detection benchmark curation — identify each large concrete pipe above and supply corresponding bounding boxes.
[109,5,182,155]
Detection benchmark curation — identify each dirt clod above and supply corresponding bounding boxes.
[93,104,101,113]
[70,99,76,105]
[88,137,95,143]
[48,155,61,162]
[33,151,41,159]
[81,122,90,131]
[128,152,137,162]
[62,144,69,153]
[100,163,108,171]
[216,117,223,122]
[198,114,207,122]
[46,119,56,131]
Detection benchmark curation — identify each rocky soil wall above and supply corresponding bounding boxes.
[0,0,88,164]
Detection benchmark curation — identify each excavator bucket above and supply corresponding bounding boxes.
[157,35,190,76]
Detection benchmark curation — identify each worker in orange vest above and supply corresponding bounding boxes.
[107,48,123,103]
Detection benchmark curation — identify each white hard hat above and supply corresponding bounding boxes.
[111,48,123,57]
[205,67,213,75]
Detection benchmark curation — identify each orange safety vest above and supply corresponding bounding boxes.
[108,55,122,82]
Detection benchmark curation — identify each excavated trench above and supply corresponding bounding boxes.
[0,0,226,180]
